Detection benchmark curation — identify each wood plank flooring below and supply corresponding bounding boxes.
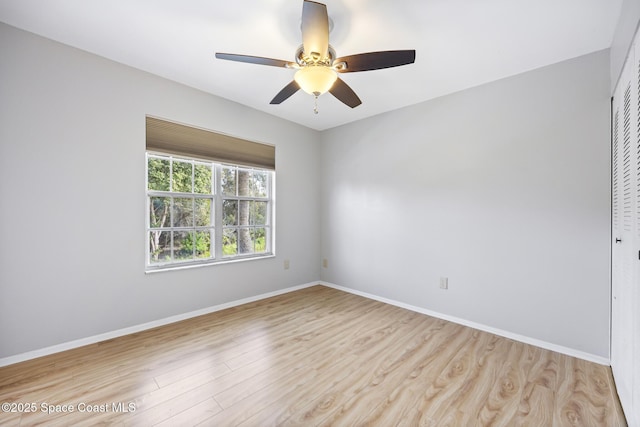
[0,285,627,426]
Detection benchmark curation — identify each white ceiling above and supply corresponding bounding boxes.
[0,0,624,131]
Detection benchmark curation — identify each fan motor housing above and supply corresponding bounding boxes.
[296,44,336,67]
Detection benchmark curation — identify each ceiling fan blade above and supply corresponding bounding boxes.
[270,80,301,104]
[329,77,362,108]
[301,0,329,60]
[334,50,416,73]
[215,53,295,68]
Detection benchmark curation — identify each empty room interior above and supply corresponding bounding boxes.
[1,0,639,425]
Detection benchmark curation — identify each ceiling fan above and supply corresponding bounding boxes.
[215,0,416,113]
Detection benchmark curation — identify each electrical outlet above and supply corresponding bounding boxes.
[284,259,290,270]
[439,277,448,290]
[322,258,328,268]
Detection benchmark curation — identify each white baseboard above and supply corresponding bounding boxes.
[319,281,610,366]
[0,281,319,368]
[1,280,609,368]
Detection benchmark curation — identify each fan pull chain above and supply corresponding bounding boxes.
[313,94,319,114]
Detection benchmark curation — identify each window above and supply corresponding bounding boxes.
[146,153,273,269]
[144,116,275,270]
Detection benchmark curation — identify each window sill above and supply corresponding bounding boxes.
[145,253,275,274]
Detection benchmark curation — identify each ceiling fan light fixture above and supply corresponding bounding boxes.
[294,66,337,96]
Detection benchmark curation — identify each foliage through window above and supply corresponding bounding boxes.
[146,153,273,269]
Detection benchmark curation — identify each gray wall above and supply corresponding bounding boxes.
[320,50,611,358]
[0,23,321,359]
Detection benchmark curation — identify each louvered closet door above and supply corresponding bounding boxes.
[611,59,631,417]
[611,67,622,386]
[612,36,640,425]
[631,37,640,427]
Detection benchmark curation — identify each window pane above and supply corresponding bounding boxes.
[251,170,268,197]
[238,169,252,197]
[222,166,236,196]
[149,230,171,264]
[194,163,212,194]
[172,198,194,227]
[223,200,237,226]
[195,230,212,259]
[253,228,267,253]
[150,197,170,228]
[238,228,253,254]
[238,200,250,226]
[251,201,267,225]
[223,228,237,256]
[195,198,212,227]
[148,157,170,191]
[172,160,193,193]
[173,231,194,261]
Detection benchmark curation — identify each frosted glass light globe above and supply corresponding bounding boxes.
[294,66,338,95]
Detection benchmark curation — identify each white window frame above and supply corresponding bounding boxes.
[146,152,274,271]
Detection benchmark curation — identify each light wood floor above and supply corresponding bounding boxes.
[0,285,627,426]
